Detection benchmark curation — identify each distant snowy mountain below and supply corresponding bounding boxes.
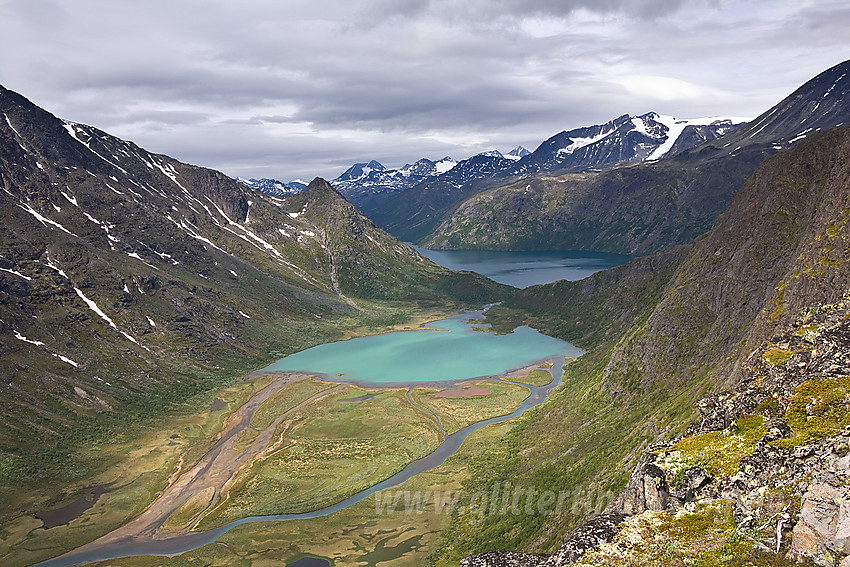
[476,146,530,161]
[505,146,531,160]
[335,160,386,183]
[478,150,506,158]
[237,177,305,195]
[512,112,744,176]
[364,112,746,241]
[332,156,457,209]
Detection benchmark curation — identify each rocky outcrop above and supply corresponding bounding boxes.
[459,514,626,567]
[601,297,850,566]
[460,551,548,567]
[541,514,625,566]
[794,472,850,563]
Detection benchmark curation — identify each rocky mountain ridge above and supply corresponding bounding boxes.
[237,177,306,195]
[510,112,741,176]
[332,147,534,209]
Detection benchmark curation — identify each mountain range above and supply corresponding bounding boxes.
[330,156,458,210]
[236,177,307,195]
[419,61,850,254]
[329,113,738,216]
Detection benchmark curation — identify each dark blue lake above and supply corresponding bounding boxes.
[412,247,630,288]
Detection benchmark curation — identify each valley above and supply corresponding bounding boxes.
[2,33,850,567]
[12,317,570,567]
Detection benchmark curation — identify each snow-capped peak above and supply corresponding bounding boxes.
[237,177,303,196]
[434,157,457,173]
[557,127,617,157]
[506,146,531,159]
[644,114,747,160]
[478,150,505,158]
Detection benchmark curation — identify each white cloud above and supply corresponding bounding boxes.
[613,75,705,101]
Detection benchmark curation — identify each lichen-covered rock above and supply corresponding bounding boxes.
[459,551,548,567]
[542,513,625,566]
[612,453,670,516]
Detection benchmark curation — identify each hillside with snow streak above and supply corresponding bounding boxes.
[0,83,503,452]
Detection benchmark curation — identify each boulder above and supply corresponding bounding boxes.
[792,482,850,564]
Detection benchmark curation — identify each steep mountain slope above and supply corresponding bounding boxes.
[422,59,850,254]
[364,112,742,242]
[438,125,850,566]
[419,150,764,254]
[0,85,504,472]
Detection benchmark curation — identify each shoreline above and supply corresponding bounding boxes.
[268,353,580,391]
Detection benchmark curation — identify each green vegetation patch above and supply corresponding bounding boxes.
[574,502,816,567]
[762,345,798,366]
[510,366,555,387]
[198,388,442,527]
[160,486,215,533]
[772,376,850,447]
[409,380,531,434]
[667,415,766,477]
[250,378,336,430]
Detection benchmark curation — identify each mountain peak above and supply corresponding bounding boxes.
[478,150,505,158]
[303,176,341,196]
[336,160,386,182]
[237,177,302,195]
[507,146,530,158]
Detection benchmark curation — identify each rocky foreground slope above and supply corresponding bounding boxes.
[452,125,850,566]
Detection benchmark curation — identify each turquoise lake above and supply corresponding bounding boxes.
[263,312,580,386]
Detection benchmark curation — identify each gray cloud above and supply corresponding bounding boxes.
[0,0,847,181]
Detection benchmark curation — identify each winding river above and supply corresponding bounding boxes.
[35,312,576,567]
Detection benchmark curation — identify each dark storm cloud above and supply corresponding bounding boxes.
[0,0,847,181]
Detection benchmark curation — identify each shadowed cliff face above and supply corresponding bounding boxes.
[443,126,850,564]
[609,125,850,398]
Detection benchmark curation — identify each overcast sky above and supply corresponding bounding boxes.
[1,1,848,182]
